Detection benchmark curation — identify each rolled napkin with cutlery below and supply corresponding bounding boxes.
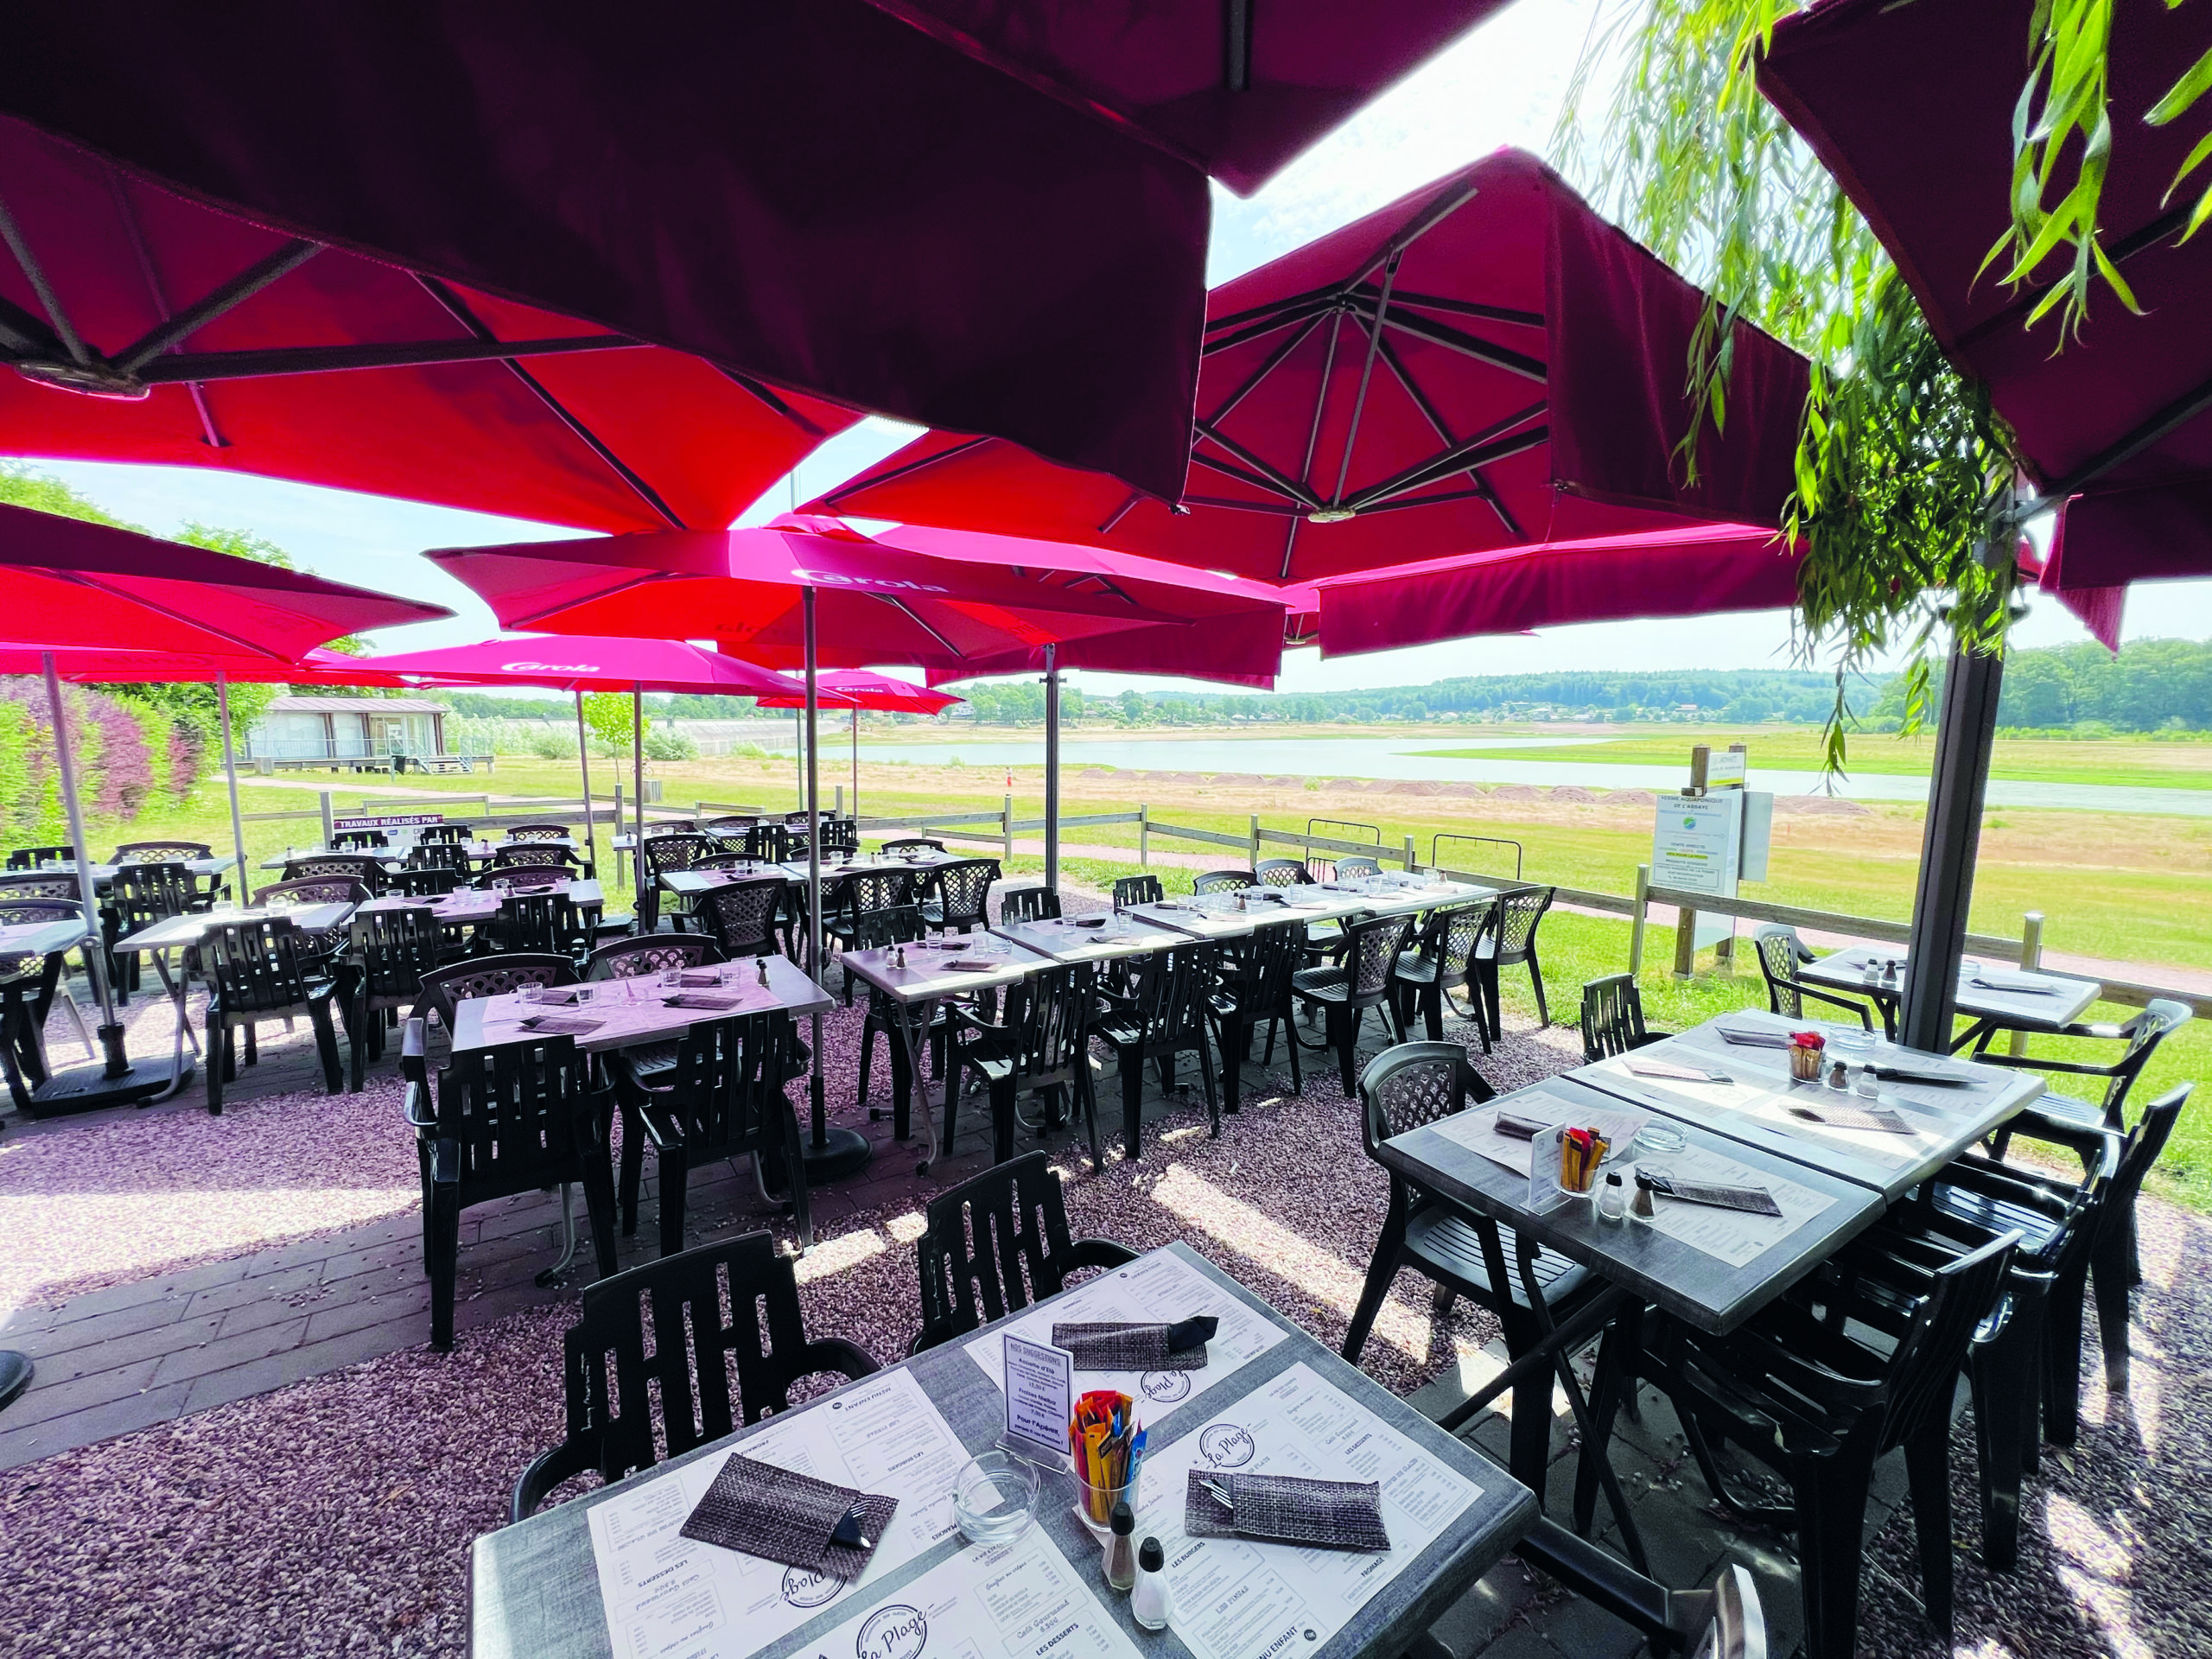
[664,991,747,1011]
[1634,1169,1782,1217]
[1185,1471,1389,1552]
[517,1014,603,1036]
[1624,1057,1732,1084]
[681,1452,899,1583]
[1052,1315,1218,1371]
[1865,1062,1972,1086]
[677,969,726,988]
[1713,1020,1791,1049]
[1969,972,2063,995]
[1788,1102,1916,1135]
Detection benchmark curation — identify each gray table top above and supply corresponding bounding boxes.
[840,937,1054,1004]
[118,902,357,954]
[1380,1072,1886,1334]
[1572,1011,2044,1201]
[659,863,792,895]
[0,918,92,957]
[258,836,579,870]
[1132,880,1491,944]
[991,913,1197,964]
[450,954,833,1056]
[357,879,605,925]
[469,1242,1536,1659]
[1801,944,2103,1030]
[28,856,231,885]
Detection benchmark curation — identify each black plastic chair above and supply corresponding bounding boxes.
[1111,874,1162,909]
[412,951,577,1031]
[345,905,441,1092]
[637,833,715,932]
[742,823,790,862]
[510,1230,880,1519]
[819,818,861,857]
[493,842,580,873]
[497,890,591,958]
[1588,1230,2018,1659]
[880,837,945,855]
[912,1151,1136,1353]
[997,885,1059,924]
[696,875,789,961]
[284,853,387,894]
[1253,857,1313,888]
[0,870,82,902]
[505,822,572,842]
[1095,939,1219,1155]
[253,875,369,963]
[945,962,1103,1168]
[416,823,474,845]
[403,841,472,878]
[1751,924,1877,1030]
[329,829,389,851]
[113,839,223,909]
[201,915,343,1115]
[922,857,1000,935]
[407,1020,617,1351]
[6,845,75,870]
[1391,900,1490,1046]
[1979,999,2190,1157]
[1343,1042,1603,1487]
[1333,855,1382,880]
[0,897,82,1108]
[1470,885,1555,1039]
[390,865,467,900]
[612,1011,811,1254]
[1579,973,1669,1062]
[586,933,723,982]
[1192,869,1255,894]
[105,859,194,999]
[482,864,569,893]
[1292,913,1413,1097]
[1206,919,1304,1113]
[854,905,949,1137]
[827,868,918,963]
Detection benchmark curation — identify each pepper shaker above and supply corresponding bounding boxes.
[1827,1058,1850,1090]
[757,957,771,988]
[1103,1502,1137,1593]
[1131,1537,1171,1630]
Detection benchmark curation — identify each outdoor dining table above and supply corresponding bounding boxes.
[1131,877,1496,944]
[990,912,1197,964]
[257,836,581,871]
[29,855,232,890]
[1799,944,2102,1048]
[448,951,832,1058]
[839,934,1055,1173]
[469,1241,1538,1659]
[0,918,97,1109]
[356,878,606,931]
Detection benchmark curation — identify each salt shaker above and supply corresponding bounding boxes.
[1131,1537,1171,1630]
[1596,1171,1627,1224]
[1103,1502,1137,1593]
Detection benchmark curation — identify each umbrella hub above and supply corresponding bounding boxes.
[1306,506,1357,524]
[12,356,151,400]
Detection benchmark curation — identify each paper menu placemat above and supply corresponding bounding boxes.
[1626,1144,1833,1267]
[1431,1095,1651,1178]
[963,1251,1286,1415]
[1133,1362,1480,1659]
[1588,1050,1937,1173]
[587,1368,966,1659]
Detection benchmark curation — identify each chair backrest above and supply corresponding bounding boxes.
[1491,886,1554,962]
[493,842,574,869]
[202,916,318,1013]
[700,876,786,958]
[880,837,944,855]
[505,822,571,841]
[2098,1001,2193,1122]
[1874,1230,2019,1456]
[1000,963,1094,1084]
[1122,941,1216,1046]
[112,840,212,864]
[404,841,471,874]
[586,934,723,980]
[743,823,790,861]
[690,851,755,873]
[558,1231,842,1491]
[284,855,385,891]
[1357,1040,1494,1160]
[998,886,1059,924]
[659,1012,791,1160]
[639,834,714,881]
[416,822,473,844]
[484,864,569,892]
[697,815,758,834]
[391,865,467,899]
[1253,857,1313,888]
[916,1151,1086,1350]
[1224,919,1304,1016]
[1751,924,1813,1018]
[819,819,860,855]
[6,845,75,870]
[329,829,388,850]
[2098,1084,2191,1247]
[1334,855,1382,880]
[416,951,577,1028]
[499,890,586,956]
[852,904,927,952]
[0,871,81,902]
[1192,869,1255,894]
[1342,913,1415,1001]
[432,1030,595,1199]
[1112,874,1162,909]
[930,859,999,928]
[109,861,194,934]
[1414,899,1490,980]
[849,868,917,917]
[256,875,371,910]
[0,898,82,980]
[350,906,442,1000]
[1580,973,1653,1062]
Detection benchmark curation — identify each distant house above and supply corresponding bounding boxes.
[247,695,449,764]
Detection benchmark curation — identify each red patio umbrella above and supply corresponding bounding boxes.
[0,121,854,533]
[811,149,1810,584]
[1758,0,2212,637]
[4,4,1505,499]
[755,669,963,822]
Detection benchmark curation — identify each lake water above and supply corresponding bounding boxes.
[764,733,2212,818]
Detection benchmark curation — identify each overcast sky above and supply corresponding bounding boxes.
[22,0,2211,697]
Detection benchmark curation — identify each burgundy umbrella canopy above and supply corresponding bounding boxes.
[341,634,804,699]
[753,670,962,715]
[0,644,406,684]
[1760,0,2212,639]
[0,121,853,533]
[814,149,1810,584]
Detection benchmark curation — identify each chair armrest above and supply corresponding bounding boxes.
[798,1338,882,1383]
[946,1004,1007,1038]
[639,1103,682,1153]
[1063,1238,1139,1277]
[401,1020,435,1131]
[512,1435,600,1523]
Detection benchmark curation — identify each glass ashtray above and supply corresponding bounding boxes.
[952,1451,1039,1545]
[1632,1121,1688,1157]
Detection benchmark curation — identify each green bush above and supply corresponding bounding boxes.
[644,726,698,761]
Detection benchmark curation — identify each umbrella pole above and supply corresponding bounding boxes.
[575,691,598,880]
[217,671,250,906]
[29,652,172,1110]
[799,588,868,1185]
[1043,645,1060,893]
[632,683,645,875]
[851,706,860,824]
[794,708,803,813]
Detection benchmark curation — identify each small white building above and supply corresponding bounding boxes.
[248,696,450,764]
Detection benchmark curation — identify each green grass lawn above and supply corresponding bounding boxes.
[1416,728,2212,791]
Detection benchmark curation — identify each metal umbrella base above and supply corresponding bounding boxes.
[800,1125,872,1184]
[0,1349,31,1412]
[26,1034,184,1115]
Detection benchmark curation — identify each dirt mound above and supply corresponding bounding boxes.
[1490,784,1539,802]
[1548,785,1599,804]
[1602,789,1657,806]
[1210,772,1266,786]
[1777,794,1874,817]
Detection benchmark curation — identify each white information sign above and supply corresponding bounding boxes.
[586,1368,967,1659]
[1130,1363,1481,1659]
[1001,1334,1073,1465]
[1651,792,1744,950]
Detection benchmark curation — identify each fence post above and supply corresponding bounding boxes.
[613,785,626,886]
[1402,833,1418,873]
[1671,896,1697,980]
[1249,814,1261,866]
[1630,863,1650,976]
[1003,794,1014,865]
[319,791,334,845]
[835,785,844,816]
[2011,912,2045,1057]
[1139,804,1149,868]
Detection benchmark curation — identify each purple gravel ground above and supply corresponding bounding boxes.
[0,922,2202,1657]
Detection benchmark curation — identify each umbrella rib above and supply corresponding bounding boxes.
[871,594,964,659]
[416,274,685,530]
[1344,422,1548,512]
[1327,250,1403,507]
[2032,365,2212,505]
[1280,312,1346,580]
[1182,493,1302,516]
[1953,204,2189,356]
[41,570,295,660]
[0,289,56,357]
[1096,491,1145,535]
[143,334,649,383]
[1371,288,1545,328]
[1205,280,1347,338]
[113,239,321,374]
[0,189,91,365]
[1201,294,1338,358]
[1193,422,1319,506]
[711,365,831,439]
[818,435,991,506]
[106,168,227,449]
[1358,302,1548,382]
[1205,313,1325,428]
[1375,334,1525,539]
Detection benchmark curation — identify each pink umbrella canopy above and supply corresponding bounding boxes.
[423,517,1193,671]
[1759,0,2212,640]
[336,633,805,698]
[0,644,414,683]
[754,669,962,715]
[812,149,1810,584]
[0,501,451,658]
[0,120,855,535]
